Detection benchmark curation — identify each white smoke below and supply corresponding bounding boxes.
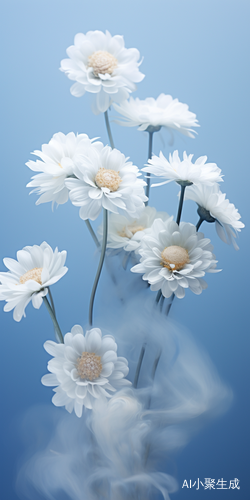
[16,280,232,500]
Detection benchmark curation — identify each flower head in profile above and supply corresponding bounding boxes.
[143,150,223,188]
[0,242,67,321]
[113,94,199,137]
[60,30,144,114]
[26,132,102,208]
[131,218,219,298]
[65,144,147,221]
[42,325,131,417]
[185,184,244,249]
[98,206,170,253]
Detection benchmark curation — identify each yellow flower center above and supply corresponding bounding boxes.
[88,50,118,76]
[128,224,144,235]
[19,267,43,285]
[119,224,145,238]
[161,245,189,271]
[95,168,122,192]
[76,352,102,381]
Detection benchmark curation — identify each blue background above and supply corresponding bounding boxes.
[0,0,249,498]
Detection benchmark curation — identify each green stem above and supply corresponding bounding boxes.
[156,291,175,315]
[165,293,175,315]
[145,131,154,205]
[85,220,100,248]
[89,209,108,326]
[104,110,115,149]
[151,349,162,379]
[146,348,162,411]
[145,292,175,467]
[133,343,146,388]
[47,287,58,341]
[176,184,186,225]
[144,292,175,466]
[159,293,165,312]
[43,296,64,343]
[196,217,204,231]
[155,289,162,303]
[48,287,55,315]
[144,347,162,466]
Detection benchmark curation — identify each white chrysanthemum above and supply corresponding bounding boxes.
[60,30,144,114]
[143,150,223,187]
[65,144,147,221]
[0,242,67,321]
[98,206,170,253]
[26,132,102,207]
[42,325,131,417]
[131,218,219,298]
[113,94,199,137]
[185,184,244,249]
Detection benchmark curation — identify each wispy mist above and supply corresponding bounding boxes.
[16,275,232,500]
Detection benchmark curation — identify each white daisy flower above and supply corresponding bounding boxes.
[42,325,131,417]
[60,30,144,114]
[0,242,67,322]
[184,183,244,249]
[113,94,199,137]
[26,132,102,207]
[98,206,170,253]
[143,150,223,188]
[65,144,147,221]
[131,218,219,299]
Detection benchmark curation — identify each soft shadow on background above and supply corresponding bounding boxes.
[0,0,249,498]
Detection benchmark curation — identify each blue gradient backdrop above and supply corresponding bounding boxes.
[0,1,249,498]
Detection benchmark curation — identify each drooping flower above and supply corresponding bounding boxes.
[60,30,144,114]
[184,183,244,249]
[26,132,102,207]
[0,242,67,321]
[143,150,223,188]
[131,218,219,298]
[42,325,131,417]
[65,144,147,221]
[98,206,170,253]
[113,94,199,137]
